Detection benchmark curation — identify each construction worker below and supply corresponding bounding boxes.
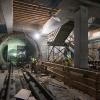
[68,58,72,66]
[31,57,37,73]
[64,58,72,70]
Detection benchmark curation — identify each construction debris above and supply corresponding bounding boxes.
[15,89,31,100]
[37,75,95,100]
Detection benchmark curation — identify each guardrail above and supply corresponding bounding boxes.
[42,62,100,100]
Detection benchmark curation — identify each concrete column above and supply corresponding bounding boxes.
[1,0,13,33]
[74,6,88,69]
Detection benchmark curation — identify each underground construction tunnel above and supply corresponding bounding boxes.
[1,0,100,100]
[0,33,41,68]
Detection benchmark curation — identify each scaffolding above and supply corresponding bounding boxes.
[47,28,74,65]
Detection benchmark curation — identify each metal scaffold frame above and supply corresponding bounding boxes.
[47,28,74,63]
[47,46,65,63]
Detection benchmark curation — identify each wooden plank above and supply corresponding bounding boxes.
[14,13,49,19]
[48,66,96,89]
[14,0,58,11]
[14,20,45,25]
[71,81,96,97]
[47,68,64,81]
[14,17,49,23]
[69,71,96,88]
[13,6,50,16]
[14,18,48,24]
[49,67,65,76]
[14,15,49,20]
[69,67,97,80]
[45,64,63,70]
[14,13,48,19]
[43,62,64,70]
[43,62,97,79]
[43,62,100,99]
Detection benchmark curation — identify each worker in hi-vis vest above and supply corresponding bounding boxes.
[31,57,37,73]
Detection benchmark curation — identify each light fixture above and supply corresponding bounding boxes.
[33,33,40,40]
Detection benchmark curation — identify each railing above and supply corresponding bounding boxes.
[42,62,100,100]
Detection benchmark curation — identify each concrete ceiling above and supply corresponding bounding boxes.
[0,0,100,35]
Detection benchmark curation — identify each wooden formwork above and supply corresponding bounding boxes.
[42,62,100,100]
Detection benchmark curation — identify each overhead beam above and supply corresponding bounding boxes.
[14,15,49,20]
[14,18,49,24]
[1,0,13,33]
[14,21,46,25]
[14,17,49,22]
[14,21,45,26]
[14,11,49,18]
[13,5,50,15]
[14,0,58,11]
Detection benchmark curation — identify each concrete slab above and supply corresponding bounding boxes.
[15,89,31,100]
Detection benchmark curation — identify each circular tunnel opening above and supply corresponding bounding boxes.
[0,33,41,68]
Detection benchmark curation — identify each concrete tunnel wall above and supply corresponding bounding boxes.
[0,33,42,66]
